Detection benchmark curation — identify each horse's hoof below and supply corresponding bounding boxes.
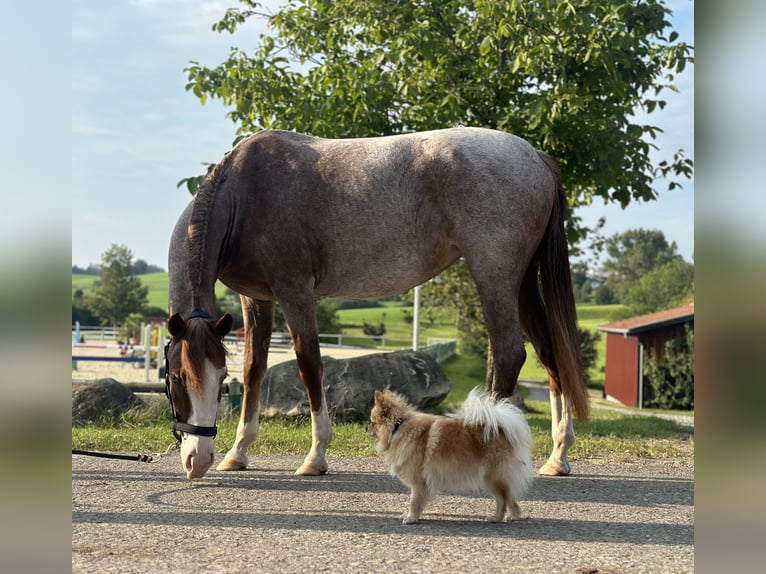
[216,455,248,471]
[294,461,328,476]
[537,461,571,476]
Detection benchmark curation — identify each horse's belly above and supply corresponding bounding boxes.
[314,245,459,299]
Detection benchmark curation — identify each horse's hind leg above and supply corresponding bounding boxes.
[470,273,527,400]
[538,384,575,476]
[518,263,575,476]
[218,297,273,471]
[280,295,333,476]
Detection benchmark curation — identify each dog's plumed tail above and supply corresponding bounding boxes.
[457,387,533,450]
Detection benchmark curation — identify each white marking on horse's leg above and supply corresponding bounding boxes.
[217,410,259,471]
[538,388,575,476]
[295,399,333,476]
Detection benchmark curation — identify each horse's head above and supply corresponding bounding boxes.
[165,311,233,479]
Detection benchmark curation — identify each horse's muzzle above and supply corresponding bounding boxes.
[181,435,216,479]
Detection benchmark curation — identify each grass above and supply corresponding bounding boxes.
[71,398,693,463]
[73,274,691,463]
[73,352,693,464]
[335,301,458,348]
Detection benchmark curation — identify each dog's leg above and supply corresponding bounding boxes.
[487,480,511,522]
[402,482,429,524]
[508,500,522,520]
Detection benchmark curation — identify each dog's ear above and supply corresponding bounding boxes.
[374,389,385,405]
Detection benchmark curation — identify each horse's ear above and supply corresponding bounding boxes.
[168,313,186,337]
[215,313,234,338]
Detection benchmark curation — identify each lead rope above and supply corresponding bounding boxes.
[72,443,177,463]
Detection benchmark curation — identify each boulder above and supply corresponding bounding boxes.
[260,350,451,421]
[72,378,145,425]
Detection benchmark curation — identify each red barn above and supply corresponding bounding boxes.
[597,304,694,408]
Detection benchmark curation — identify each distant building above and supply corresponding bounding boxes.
[597,304,694,408]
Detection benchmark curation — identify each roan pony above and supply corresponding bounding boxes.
[165,127,589,479]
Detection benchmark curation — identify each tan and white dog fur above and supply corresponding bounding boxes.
[367,388,534,524]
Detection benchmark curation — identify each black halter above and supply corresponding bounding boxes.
[163,310,218,443]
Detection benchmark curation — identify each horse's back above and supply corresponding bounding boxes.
[235,127,554,225]
[221,128,556,298]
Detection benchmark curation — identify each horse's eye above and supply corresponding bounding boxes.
[171,374,183,386]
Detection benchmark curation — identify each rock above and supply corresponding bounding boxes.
[72,378,145,425]
[260,350,451,421]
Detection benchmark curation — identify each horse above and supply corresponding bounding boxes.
[165,127,589,480]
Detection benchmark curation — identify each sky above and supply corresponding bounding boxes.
[72,0,695,269]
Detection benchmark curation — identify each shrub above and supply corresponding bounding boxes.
[362,319,386,337]
[579,328,601,386]
[642,325,694,410]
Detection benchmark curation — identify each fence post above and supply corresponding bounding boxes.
[412,284,421,350]
[144,324,152,382]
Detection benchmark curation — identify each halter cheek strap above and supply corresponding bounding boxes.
[163,312,219,442]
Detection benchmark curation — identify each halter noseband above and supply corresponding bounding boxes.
[163,310,218,443]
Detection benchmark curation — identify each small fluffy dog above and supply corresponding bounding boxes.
[367,387,534,524]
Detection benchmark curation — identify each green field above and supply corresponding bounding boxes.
[72,273,230,311]
[333,301,458,349]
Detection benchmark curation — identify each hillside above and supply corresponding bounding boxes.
[72,272,231,311]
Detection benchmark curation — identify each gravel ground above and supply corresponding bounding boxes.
[72,454,693,573]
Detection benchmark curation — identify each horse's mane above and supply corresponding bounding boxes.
[187,150,237,308]
[180,319,229,394]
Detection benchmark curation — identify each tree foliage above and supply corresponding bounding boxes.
[603,228,682,302]
[88,245,149,326]
[624,258,693,314]
[184,0,692,245]
[182,0,693,356]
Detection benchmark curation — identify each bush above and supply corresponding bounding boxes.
[362,317,386,337]
[333,299,384,310]
[579,328,601,386]
[642,325,694,410]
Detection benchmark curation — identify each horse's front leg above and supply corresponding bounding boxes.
[280,297,333,476]
[538,379,575,476]
[217,298,274,471]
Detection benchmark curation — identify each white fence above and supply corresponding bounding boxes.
[73,326,388,349]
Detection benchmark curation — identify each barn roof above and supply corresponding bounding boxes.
[597,303,694,335]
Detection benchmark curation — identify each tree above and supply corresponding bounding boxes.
[315,299,343,334]
[571,262,593,303]
[184,0,693,248]
[408,259,488,356]
[602,228,682,302]
[88,244,149,327]
[624,258,693,314]
[132,259,149,275]
[182,0,693,358]
[72,288,100,326]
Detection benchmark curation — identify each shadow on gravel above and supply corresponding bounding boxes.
[72,460,693,546]
[72,464,693,505]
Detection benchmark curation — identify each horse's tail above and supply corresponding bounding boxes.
[520,151,589,422]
